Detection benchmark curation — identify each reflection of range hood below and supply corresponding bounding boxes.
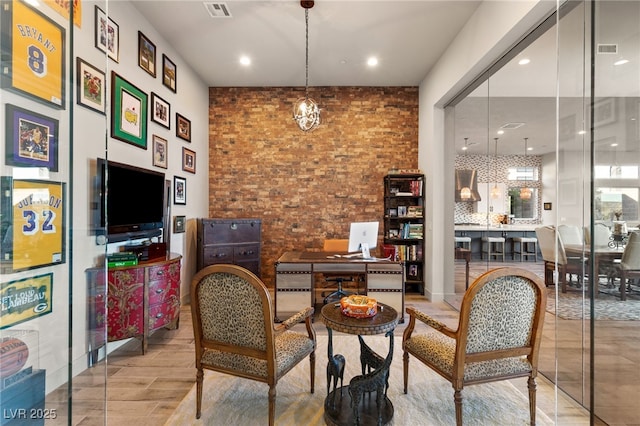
[455,169,481,202]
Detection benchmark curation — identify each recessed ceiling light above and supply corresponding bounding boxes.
[614,58,629,66]
[239,56,251,66]
[578,130,586,135]
[462,146,468,151]
[518,58,530,65]
[367,57,378,67]
[497,130,504,135]
[527,147,533,151]
[611,143,619,147]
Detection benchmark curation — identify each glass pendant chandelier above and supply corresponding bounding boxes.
[490,138,500,199]
[293,1,320,132]
[460,138,471,200]
[520,137,532,200]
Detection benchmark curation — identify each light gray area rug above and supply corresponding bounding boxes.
[547,290,640,320]
[166,334,553,425]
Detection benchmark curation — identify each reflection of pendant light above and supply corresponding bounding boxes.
[490,138,500,199]
[293,1,320,132]
[520,137,532,200]
[460,138,471,200]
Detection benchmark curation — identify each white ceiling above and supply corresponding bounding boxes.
[130,1,640,156]
[130,0,481,87]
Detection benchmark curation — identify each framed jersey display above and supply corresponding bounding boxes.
[1,0,66,108]
[0,178,66,272]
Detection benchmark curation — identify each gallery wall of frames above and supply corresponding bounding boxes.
[0,0,209,419]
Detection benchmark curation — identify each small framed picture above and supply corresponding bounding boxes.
[5,104,59,171]
[152,135,168,169]
[389,208,397,217]
[173,215,186,233]
[162,54,177,93]
[151,92,170,129]
[543,202,552,211]
[111,72,148,149]
[138,31,156,77]
[397,206,407,217]
[182,148,196,174]
[76,58,106,114]
[174,176,186,205]
[95,6,119,62]
[176,113,191,142]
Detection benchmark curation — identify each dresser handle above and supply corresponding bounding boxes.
[156,313,164,319]
[155,288,164,294]
[215,253,228,258]
[155,270,164,276]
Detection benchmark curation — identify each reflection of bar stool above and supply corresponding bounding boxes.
[454,236,471,250]
[513,236,538,262]
[481,236,505,261]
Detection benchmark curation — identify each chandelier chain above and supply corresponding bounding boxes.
[305,8,309,98]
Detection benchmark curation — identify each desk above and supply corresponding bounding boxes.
[454,247,471,289]
[321,303,398,426]
[275,251,404,323]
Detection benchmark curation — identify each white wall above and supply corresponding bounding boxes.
[418,1,557,300]
[0,0,209,393]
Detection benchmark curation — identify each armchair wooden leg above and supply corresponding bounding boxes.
[403,351,409,394]
[528,375,537,426]
[195,368,203,419]
[268,385,276,426]
[310,350,315,393]
[454,389,463,426]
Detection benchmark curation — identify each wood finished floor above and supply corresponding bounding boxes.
[46,261,612,425]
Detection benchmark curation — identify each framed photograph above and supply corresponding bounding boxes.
[176,113,191,142]
[173,215,186,233]
[0,177,66,272]
[76,58,106,114]
[174,176,186,205]
[111,72,148,149]
[138,31,156,77]
[1,0,65,108]
[151,92,170,129]
[5,104,59,171]
[152,135,168,169]
[94,6,119,62]
[0,273,53,329]
[543,202,552,211]
[163,54,177,93]
[182,147,196,174]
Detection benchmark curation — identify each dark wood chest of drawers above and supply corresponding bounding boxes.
[197,218,262,276]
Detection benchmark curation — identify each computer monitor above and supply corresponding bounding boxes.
[348,221,379,254]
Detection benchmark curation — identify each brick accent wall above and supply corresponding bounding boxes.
[208,86,418,286]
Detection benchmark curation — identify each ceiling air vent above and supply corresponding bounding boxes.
[597,44,618,54]
[204,2,232,18]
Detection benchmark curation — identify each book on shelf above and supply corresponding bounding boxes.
[409,179,423,196]
[107,251,139,268]
[407,206,423,217]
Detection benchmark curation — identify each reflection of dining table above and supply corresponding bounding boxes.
[564,244,624,294]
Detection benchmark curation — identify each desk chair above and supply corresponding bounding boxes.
[321,239,360,304]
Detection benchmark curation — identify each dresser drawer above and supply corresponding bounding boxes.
[148,279,179,305]
[234,243,260,260]
[200,219,261,245]
[148,296,180,331]
[202,246,233,265]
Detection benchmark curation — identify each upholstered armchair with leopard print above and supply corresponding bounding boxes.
[190,264,316,426]
[402,267,546,426]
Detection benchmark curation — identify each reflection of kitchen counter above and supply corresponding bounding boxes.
[455,224,540,232]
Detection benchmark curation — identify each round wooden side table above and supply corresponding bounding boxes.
[320,302,398,426]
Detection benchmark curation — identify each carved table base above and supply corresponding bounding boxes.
[324,387,393,426]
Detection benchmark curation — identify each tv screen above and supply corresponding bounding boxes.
[97,158,166,242]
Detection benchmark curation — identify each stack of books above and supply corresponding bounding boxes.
[107,252,139,268]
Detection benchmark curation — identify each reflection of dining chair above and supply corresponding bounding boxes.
[615,231,640,300]
[585,223,612,247]
[557,224,584,246]
[402,267,546,426]
[535,226,584,292]
[190,264,316,426]
[321,239,359,304]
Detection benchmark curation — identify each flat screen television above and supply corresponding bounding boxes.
[96,158,166,243]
